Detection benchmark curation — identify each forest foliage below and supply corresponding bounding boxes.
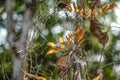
[0,0,120,80]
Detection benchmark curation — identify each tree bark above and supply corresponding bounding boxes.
[6,0,37,80]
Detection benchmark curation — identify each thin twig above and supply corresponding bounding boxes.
[98,45,105,68]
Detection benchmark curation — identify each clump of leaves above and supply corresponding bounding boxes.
[47,27,85,80]
[46,1,117,80]
[66,1,116,19]
[90,19,108,46]
[89,1,116,46]
[46,27,85,55]
[65,1,116,46]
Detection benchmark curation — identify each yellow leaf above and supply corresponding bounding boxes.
[46,49,57,55]
[84,9,92,18]
[58,36,64,48]
[37,77,47,80]
[95,4,108,17]
[101,4,109,12]
[74,27,85,41]
[93,75,100,80]
[107,2,117,10]
[79,27,85,40]
[47,42,57,47]
[95,3,116,17]
[75,8,79,13]
[47,46,64,55]
[79,8,83,16]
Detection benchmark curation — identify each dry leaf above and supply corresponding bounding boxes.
[102,5,109,12]
[66,5,72,12]
[47,49,57,55]
[56,54,68,77]
[22,69,47,80]
[90,19,102,37]
[47,36,65,55]
[47,46,65,55]
[93,75,100,80]
[95,3,116,17]
[46,27,85,55]
[107,2,117,10]
[75,8,80,13]
[79,8,84,16]
[98,32,108,46]
[78,27,85,40]
[58,36,64,48]
[84,9,92,18]
[74,27,85,41]
[90,19,108,45]
[47,42,57,47]
[66,2,116,18]
[91,0,100,9]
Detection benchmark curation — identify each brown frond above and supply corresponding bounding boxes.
[56,54,69,79]
[90,19,108,45]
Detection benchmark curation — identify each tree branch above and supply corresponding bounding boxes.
[6,0,16,36]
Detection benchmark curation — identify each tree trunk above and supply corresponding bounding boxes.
[6,0,37,80]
